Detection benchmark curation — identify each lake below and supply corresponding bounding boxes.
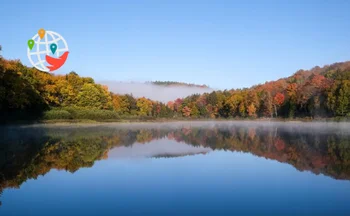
[0,121,349,215]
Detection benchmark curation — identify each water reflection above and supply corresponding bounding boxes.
[0,122,349,202]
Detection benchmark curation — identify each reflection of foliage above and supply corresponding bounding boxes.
[0,124,350,196]
[136,130,154,143]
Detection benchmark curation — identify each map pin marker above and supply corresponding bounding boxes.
[38,28,46,39]
[27,39,34,50]
[50,44,57,54]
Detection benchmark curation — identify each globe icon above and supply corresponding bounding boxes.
[27,30,69,72]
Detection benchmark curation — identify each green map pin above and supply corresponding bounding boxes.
[27,39,34,50]
[50,44,57,54]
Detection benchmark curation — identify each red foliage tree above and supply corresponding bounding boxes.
[182,106,191,117]
[273,93,285,117]
[274,93,285,106]
[174,98,183,112]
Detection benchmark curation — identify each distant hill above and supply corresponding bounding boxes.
[149,81,210,88]
[101,81,214,103]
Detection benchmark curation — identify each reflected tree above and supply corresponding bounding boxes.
[0,123,349,201]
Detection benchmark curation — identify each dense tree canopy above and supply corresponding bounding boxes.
[0,58,173,122]
[0,57,349,122]
[166,61,350,119]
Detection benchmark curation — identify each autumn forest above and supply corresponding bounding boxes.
[0,57,350,123]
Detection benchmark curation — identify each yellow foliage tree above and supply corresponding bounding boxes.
[136,97,153,116]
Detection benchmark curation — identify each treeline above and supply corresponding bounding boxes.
[0,58,174,122]
[1,57,350,122]
[168,61,350,119]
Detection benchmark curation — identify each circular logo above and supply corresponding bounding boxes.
[27,29,69,72]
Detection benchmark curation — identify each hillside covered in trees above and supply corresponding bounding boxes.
[0,58,174,122]
[171,61,350,119]
[0,57,349,122]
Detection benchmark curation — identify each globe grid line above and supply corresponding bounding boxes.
[48,32,60,57]
[45,31,49,57]
[35,35,47,71]
[29,49,67,55]
[34,60,45,66]
[35,38,61,44]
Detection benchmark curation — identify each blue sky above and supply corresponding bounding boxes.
[1,0,350,89]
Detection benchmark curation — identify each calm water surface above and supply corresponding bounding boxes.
[0,121,349,215]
